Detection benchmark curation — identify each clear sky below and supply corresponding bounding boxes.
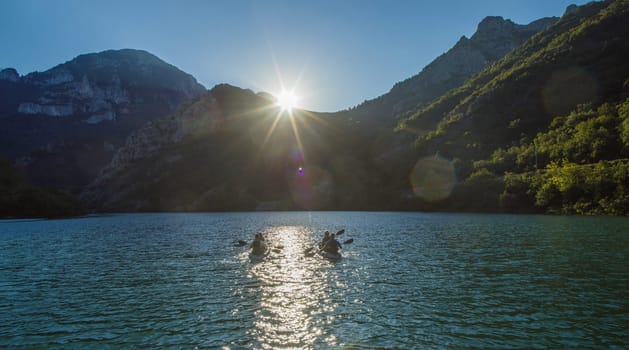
[0,0,591,112]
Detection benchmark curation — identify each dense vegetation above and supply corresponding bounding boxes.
[458,100,629,215]
[0,158,84,218]
[394,0,629,215]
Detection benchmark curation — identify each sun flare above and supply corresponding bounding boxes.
[275,90,300,112]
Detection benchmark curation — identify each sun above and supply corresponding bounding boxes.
[275,90,300,112]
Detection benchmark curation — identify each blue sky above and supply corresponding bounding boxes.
[0,0,590,112]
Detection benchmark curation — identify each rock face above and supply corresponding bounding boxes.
[10,49,203,121]
[0,49,205,192]
[98,90,227,175]
[0,68,20,82]
[348,16,558,125]
[82,83,387,212]
[81,85,265,211]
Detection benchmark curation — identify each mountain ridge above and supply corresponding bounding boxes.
[396,0,629,214]
[83,0,629,215]
[4,2,628,216]
[0,48,206,193]
[345,15,559,128]
[80,7,596,213]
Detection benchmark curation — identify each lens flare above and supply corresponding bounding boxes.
[410,156,456,201]
[289,165,332,210]
[542,67,598,117]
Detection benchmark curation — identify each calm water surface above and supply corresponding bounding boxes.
[0,212,627,349]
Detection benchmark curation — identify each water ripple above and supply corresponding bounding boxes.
[0,213,627,348]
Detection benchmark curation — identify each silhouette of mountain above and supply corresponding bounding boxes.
[344,16,558,127]
[82,84,373,211]
[4,1,628,216]
[84,1,629,214]
[0,49,205,192]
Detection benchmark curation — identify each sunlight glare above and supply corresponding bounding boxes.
[275,90,300,112]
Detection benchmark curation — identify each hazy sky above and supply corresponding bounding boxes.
[0,0,590,112]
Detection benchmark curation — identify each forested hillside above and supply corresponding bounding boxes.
[398,0,629,214]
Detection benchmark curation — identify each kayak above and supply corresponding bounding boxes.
[249,248,269,261]
[249,242,271,260]
[249,235,269,260]
[318,250,342,261]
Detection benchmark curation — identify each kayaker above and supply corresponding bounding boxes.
[322,233,342,254]
[251,233,266,255]
[320,231,331,249]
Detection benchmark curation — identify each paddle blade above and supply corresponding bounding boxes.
[237,240,248,246]
[336,229,345,236]
[343,238,353,244]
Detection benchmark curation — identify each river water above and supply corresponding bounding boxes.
[0,212,627,349]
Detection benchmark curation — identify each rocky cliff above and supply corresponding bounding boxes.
[82,82,388,212]
[0,49,205,191]
[81,85,304,211]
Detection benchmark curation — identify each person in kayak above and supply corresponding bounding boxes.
[319,231,331,249]
[251,233,267,255]
[322,233,342,254]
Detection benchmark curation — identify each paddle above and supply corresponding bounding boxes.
[236,232,265,247]
[304,229,343,253]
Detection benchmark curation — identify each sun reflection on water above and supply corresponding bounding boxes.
[244,226,337,349]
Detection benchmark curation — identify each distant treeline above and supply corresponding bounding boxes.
[0,158,84,218]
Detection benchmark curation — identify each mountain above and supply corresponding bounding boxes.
[396,0,629,214]
[344,15,558,127]
[334,14,559,200]
[79,13,562,213]
[5,2,627,216]
[82,84,386,211]
[84,1,629,215]
[0,49,205,192]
